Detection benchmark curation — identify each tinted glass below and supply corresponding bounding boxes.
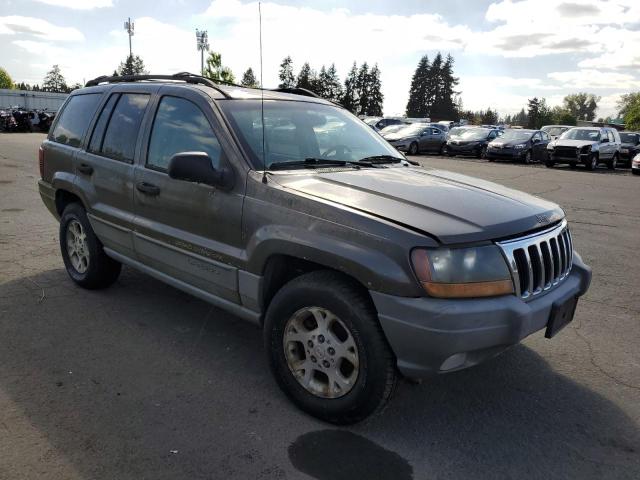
[88,94,119,153]
[51,93,102,147]
[100,94,149,162]
[620,133,639,144]
[147,96,222,170]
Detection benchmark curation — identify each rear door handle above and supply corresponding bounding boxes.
[136,181,160,196]
[77,164,93,175]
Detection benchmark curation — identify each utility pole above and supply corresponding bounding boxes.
[196,29,209,76]
[124,17,135,58]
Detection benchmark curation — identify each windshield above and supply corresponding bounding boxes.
[395,123,429,136]
[460,129,491,140]
[620,132,639,144]
[219,100,403,169]
[380,124,406,135]
[498,130,533,142]
[561,128,600,141]
[543,126,569,136]
[448,127,469,137]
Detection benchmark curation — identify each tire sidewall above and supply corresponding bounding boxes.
[60,204,101,284]
[409,142,418,155]
[265,277,391,422]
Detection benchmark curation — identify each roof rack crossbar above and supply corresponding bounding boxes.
[272,87,322,99]
[84,73,232,98]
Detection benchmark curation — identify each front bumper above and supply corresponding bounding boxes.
[371,253,591,378]
[486,148,526,160]
[447,143,481,155]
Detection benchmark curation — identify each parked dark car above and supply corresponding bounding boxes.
[486,129,550,164]
[546,127,621,170]
[385,123,447,155]
[541,125,572,140]
[446,128,501,158]
[619,131,640,166]
[37,73,591,424]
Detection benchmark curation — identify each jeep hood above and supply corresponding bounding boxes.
[274,167,564,244]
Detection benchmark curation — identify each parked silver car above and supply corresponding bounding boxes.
[385,123,447,155]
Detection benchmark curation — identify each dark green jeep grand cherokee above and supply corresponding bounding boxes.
[38,73,591,424]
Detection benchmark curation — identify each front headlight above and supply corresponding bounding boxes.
[411,246,514,298]
[514,144,527,149]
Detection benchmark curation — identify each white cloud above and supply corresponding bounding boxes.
[547,69,640,89]
[32,0,113,9]
[0,15,84,42]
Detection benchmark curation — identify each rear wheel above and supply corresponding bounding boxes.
[408,142,419,156]
[60,203,121,289]
[545,160,555,168]
[607,153,618,170]
[264,271,397,424]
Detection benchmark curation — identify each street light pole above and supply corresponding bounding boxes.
[124,17,135,58]
[195,29,209,76]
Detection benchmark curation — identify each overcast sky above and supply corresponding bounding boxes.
[1,0,639,118]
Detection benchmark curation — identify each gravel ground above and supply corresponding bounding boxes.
[1,133,639,480]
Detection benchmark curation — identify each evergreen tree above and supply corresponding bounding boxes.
[527,97,541,129]
[355,62,370,115]
[296,62,315,91]
[406,55,430,117]
[426,53,443,118]
[278,56,295,89]
[434,54,459,120]
[317,65,330,98]
[367,64,384,116]
[241,67,259,87]
[43,65,68,93]
[117,55,147,76]
[481,108,498,125]
[203,52,235,84]
[341,62,359,113]
[324,63,343,102]
[514,108,528,126]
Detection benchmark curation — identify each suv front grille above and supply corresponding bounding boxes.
[554,146,578,158]
[497,220,573,300]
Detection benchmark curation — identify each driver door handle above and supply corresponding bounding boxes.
[136,181,160,196]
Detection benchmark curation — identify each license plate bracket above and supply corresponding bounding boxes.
[545,296,578,338]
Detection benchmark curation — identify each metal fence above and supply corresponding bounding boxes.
[0,89,68,111]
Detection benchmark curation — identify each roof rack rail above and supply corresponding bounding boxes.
[272,87,321,99]
[84,73,232,99]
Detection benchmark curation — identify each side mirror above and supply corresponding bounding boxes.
[168,152,234,190]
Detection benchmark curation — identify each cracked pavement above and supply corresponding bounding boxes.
[1,133,639,479]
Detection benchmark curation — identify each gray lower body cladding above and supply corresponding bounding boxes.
[370,253,591,378]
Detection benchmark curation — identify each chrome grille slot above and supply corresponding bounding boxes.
[497,220,573,300]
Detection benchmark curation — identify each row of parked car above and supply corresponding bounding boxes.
[0,107,56,133]
[363,116,640,174]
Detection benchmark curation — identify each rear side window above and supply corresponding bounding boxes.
[607,130,615,143]
[147,96,222,171]
[88,94,119,153]
[51,93,102,147]
[100,93,150,162]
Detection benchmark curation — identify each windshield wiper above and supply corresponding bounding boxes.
[269,158,354,170]
[356,155,404,164]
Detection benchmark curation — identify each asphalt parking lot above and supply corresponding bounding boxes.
[1,133,639,480]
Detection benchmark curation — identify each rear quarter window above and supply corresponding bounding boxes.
[50,93,102,147]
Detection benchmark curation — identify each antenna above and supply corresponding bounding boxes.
[259,2,267,184]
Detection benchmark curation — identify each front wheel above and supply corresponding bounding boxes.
[408,142,419,156]
[545,160,555,168]
[585,154,598,171]
[264,271,397,424]
[478,145,487,159]
[523,150,532,164]
[60,203,121,289]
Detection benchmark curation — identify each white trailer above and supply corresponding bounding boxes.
[0,89,68,111]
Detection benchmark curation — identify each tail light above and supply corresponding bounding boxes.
[38,146,44,179]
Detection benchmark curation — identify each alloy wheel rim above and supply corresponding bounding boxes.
[66,219,89,274]
[283,306,359,399]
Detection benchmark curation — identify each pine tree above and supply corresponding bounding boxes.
[203,52,235,84]
[437,54,459,120]
[324,64,343,102]
[43,65,68,93]
[278,56,295,89]
[368,64,384,116]
[317,65,330,98]
[241,67,259,87]
[296,62,315,91]
[355,62,370,115]
[406,55,430,117]
[341,62,359,113]
[527,97,540,129]
[426,53,443,119]
[117,55,147,76]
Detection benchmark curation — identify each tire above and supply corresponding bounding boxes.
[477,145,487,159]
[607,154,618,170]
[545,160,555,168]
[264,270,397,424]
[569,162,577,169]
[59,203,121,289]
[585,154,598,171]
[408,142,419,156]
[523,151,532,164]
[439,144,447,156]
[633,169,640,176]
